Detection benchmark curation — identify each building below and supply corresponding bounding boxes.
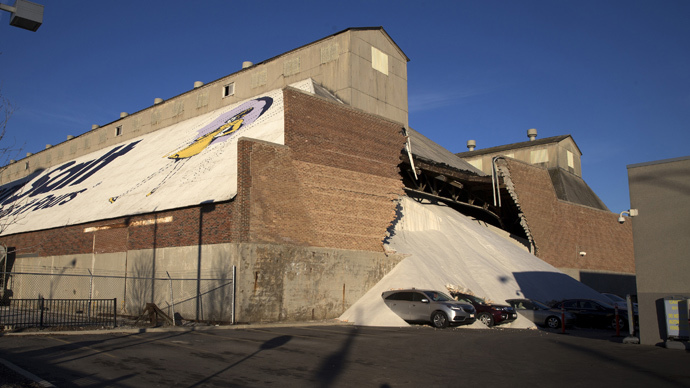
[627,156,690,347]
[0,28,412,323]
[456,130,636,296]
[0,26,635,326]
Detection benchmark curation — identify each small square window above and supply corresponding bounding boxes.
[223,83,235,98]
[115,126,123,136]
[24,162,29,170]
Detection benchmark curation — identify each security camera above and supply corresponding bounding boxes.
[617,209,638,224]
[579,251,587,257]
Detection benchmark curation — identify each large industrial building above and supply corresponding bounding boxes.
[0,27,634,325]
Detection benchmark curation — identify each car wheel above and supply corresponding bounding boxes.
[478,313,494,327]
[431,311,449,329]
[545,316,561,329]
[611,317,627,331]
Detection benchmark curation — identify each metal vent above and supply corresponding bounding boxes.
[283,57,300,76]
[320,43,338,64]
[251,69,267,88]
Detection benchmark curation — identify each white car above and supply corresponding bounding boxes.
[382,289,476,328]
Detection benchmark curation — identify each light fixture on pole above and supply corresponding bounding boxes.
[0,0,44,32]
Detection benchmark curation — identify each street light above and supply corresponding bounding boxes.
[0,0,43,32]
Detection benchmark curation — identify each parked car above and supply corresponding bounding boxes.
[381,289,476,328]
[601,293,638,313]
[505,298,576,329]
[451,292,517,327]
[551,299,634,330]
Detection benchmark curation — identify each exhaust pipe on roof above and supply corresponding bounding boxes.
[527,128,537,141]
[467,140,476,151]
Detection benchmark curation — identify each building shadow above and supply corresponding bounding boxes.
[187,335,292,388]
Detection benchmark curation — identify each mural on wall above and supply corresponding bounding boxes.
[0,87,288,236]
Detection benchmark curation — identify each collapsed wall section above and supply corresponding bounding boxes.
[238,87,405,251]
[502,158,635,275]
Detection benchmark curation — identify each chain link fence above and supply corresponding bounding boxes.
[0,266,235,330]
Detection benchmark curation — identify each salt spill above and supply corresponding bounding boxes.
[339,196,606,328]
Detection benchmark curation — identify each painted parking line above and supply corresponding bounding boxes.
[0,357,56,388]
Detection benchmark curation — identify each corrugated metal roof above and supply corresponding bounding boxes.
[407,127,485,176]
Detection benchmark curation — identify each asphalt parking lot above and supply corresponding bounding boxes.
[0,323,688,388]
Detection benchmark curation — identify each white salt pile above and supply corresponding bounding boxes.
[339,196,606,328]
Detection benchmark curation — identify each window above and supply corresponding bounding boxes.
[371,46,388,75]
[115,126,122,136]
[24,161,29,170]
[468,159,483,170]
[223,83,235,98]
[567,150,574,168]
[530,149,548,164]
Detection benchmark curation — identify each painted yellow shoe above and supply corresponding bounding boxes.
[167,107,253,160]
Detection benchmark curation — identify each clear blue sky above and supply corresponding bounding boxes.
[1,0,688,214]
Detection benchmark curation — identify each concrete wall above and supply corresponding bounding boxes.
[503,159,635,292]
[9,243,402,323]
[628,156,690,346]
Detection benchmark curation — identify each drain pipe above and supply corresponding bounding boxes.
[491,156,505,207]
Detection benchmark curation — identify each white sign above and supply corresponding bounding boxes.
[0,89,286,235]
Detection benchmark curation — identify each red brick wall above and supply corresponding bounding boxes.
[2,201,237,257]
[505,159,635,273]
[241,88,405,251]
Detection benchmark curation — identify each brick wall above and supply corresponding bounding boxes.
[240,88,405,251]
[505,159,635,273]
[2,201,236,257]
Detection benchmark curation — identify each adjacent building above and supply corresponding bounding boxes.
[627,156,690,347]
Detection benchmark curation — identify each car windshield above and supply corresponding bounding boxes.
[424,291,453,302]
[461,294,486,305]
[531,300,551,310]
[591,300,615,309]
[604,293,625,302]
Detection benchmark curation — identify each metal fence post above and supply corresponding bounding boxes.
[88,269,94,321]
[232,265,236,325]
[39,297,44,328]
[113,298,117,328]
[167,272,175,327]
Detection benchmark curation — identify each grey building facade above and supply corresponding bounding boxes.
[627,156,690,347]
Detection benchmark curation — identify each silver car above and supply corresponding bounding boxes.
[506,298,576,329]
[382,289,476,328]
